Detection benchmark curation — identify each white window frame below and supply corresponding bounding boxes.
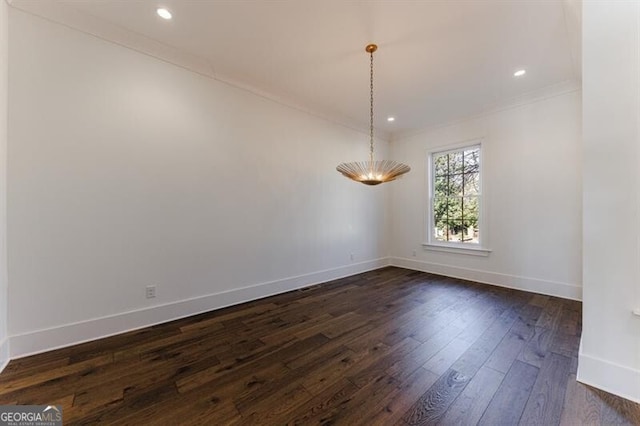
[423,140,491,256]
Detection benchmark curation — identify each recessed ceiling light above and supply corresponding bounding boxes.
[387,116,395,122]
[157,8,172,20]
[513,69,526,77]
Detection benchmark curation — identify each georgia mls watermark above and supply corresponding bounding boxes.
[0,405,62,426]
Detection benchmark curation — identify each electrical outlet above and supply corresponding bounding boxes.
[350,253,354,261]
[146,285,156,299]
[412,250,417,257]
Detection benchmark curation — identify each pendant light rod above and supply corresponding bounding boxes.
[367,44,377,165]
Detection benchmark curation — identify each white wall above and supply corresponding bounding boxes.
[579,1,640,403]
[7,9,390,357]
[389,90,582,300]
[0,0,9,370]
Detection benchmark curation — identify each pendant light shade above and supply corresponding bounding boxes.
[337,44,410,185]
[336,160,411,186]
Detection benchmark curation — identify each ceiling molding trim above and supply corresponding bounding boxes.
[202,70,391,142]
[8,0,388,141]
[9,0,215,77]
[391,79,581,142]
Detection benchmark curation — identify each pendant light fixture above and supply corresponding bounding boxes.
[337,44,410,185]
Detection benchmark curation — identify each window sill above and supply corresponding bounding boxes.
[421,243,492,257]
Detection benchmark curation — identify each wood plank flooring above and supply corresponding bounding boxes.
[1,267,639,425]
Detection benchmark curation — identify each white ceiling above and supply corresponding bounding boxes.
[10,0,582,140]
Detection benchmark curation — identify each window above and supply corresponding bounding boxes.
[425,143,489,255]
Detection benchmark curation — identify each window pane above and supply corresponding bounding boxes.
[463,172,480,195]
[449,151,464,174]
[447,197,463,222]
[434,176,450,197]
[434,220,448,242]
[448,220,463,242]
[449,173,463,196]
[463,196,479,243]
[464,196,479,223]
[461,220,478,243]
[434,154,448,177]
[463,148,480,174]
[433,197,448,230]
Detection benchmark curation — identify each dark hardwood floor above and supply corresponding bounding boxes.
[1,267,638,425]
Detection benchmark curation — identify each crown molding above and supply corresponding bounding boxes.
[391,79,581,142]
[8,1,578,144]
[8,0,390,141]
[8,1,214,76]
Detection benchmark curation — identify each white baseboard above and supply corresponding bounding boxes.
[0,337,9,373]
[577,341,640,404]
[9,258,391,359]
[389,257,582,301]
